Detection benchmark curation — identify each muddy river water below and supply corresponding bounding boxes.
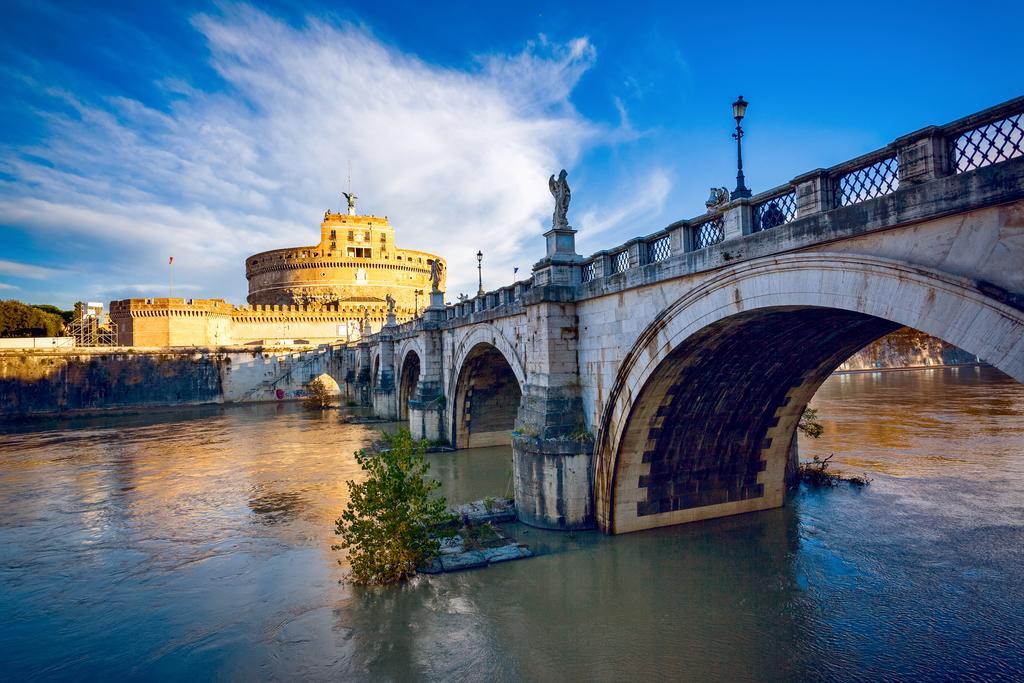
[1,366,1022,680]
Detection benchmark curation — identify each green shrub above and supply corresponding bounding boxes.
[333,430,451,585]
[302,377,332,409]
[797,407,824,439]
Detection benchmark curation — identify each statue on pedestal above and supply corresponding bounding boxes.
[430,259,445,293]
[385,293,395,316]
[549,169,571,229]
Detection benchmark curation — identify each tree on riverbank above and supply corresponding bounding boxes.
[334,430,451,585]
[0,300,65,337]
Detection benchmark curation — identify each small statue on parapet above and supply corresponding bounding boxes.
[706,187,730,209]
[385,293,395,316]
[549,169,571,229]
[430,259,445,293]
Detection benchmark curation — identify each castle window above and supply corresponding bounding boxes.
[330,230,336,240]
[364,231,370,240]
[348,230,354,240]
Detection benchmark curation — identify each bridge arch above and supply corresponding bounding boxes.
[594,252,1024,534]
[398,348,421,421]
[447,324,527,449]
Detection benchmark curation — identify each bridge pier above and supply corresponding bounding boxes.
[356,341,372,407]
[512,255,595,529]
[371,327,398,419]
[408,295,448,443]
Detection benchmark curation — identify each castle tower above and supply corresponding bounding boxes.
[244,201,445,330]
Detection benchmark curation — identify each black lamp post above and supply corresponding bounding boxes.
[476,250,484,296]
[731,95,751,199]
[414,289,423,315]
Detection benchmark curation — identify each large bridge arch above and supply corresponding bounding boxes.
[447,324,527,449]
[594,252,1024,534]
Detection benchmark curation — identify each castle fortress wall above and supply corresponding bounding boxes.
[109,298,400,346]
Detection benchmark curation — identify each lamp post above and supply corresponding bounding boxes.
[476,250,484,296]
[414,289,423,315]
[731,95,751,199]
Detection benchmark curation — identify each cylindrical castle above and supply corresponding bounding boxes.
[245,208,445,323]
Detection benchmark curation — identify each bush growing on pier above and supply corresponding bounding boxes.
[333,430,451,585]
[797,407,824,439]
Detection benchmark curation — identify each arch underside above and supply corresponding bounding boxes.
[452,343,522,449]
[596,252,1024,534]
[613,307,897,532]
[398,351,420,421]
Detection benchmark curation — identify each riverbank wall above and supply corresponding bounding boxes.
[0,346,350,417]
[0,328,979,417]
[838,327,979,372]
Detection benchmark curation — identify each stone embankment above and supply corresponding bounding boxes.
[0,345,346,417]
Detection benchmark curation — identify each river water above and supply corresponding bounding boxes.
[1,366,1022,681]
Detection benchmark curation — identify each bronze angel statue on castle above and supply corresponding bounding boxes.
[549,169,571,229]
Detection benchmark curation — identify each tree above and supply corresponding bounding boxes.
[302,377,333,409]
[31,304,74,325]
[334,430,451,585]
[0,300,64,337]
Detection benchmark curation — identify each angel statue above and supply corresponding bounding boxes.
[342,191,358,215]
[430,259,445,293]
[549,169,571,230]
[385,293,395,315]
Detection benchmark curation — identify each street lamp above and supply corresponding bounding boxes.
[414,289,423,315]
[731,95,751,199]
[476,250,484,296]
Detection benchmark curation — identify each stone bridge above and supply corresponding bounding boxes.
[317,97,1024,535]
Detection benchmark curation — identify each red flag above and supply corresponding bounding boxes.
[169,256,174,265]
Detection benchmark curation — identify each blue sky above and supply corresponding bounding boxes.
[1,0,1021,306]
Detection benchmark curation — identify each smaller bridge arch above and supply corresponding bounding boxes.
[398,348,421,421]
[447,324,527,449]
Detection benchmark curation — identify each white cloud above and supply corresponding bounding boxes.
[0,259,65,280]
[575,168,673,254]
[0,6,607,302]
[0,283,19,290]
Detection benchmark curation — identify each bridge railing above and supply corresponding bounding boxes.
[440,277,533,321]
[575,95,1024,289]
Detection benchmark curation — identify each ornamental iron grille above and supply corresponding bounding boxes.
[693,216,724,250]
[836,155,900,206]
[648,235,671,263]
[753,191,797,232]
[951,112,1024,173]
[581,261,597,282]
[611,250,630,274]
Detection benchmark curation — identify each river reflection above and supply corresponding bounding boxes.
[1,367,1023,680]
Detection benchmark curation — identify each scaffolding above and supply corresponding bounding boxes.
[67,301,118,347]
